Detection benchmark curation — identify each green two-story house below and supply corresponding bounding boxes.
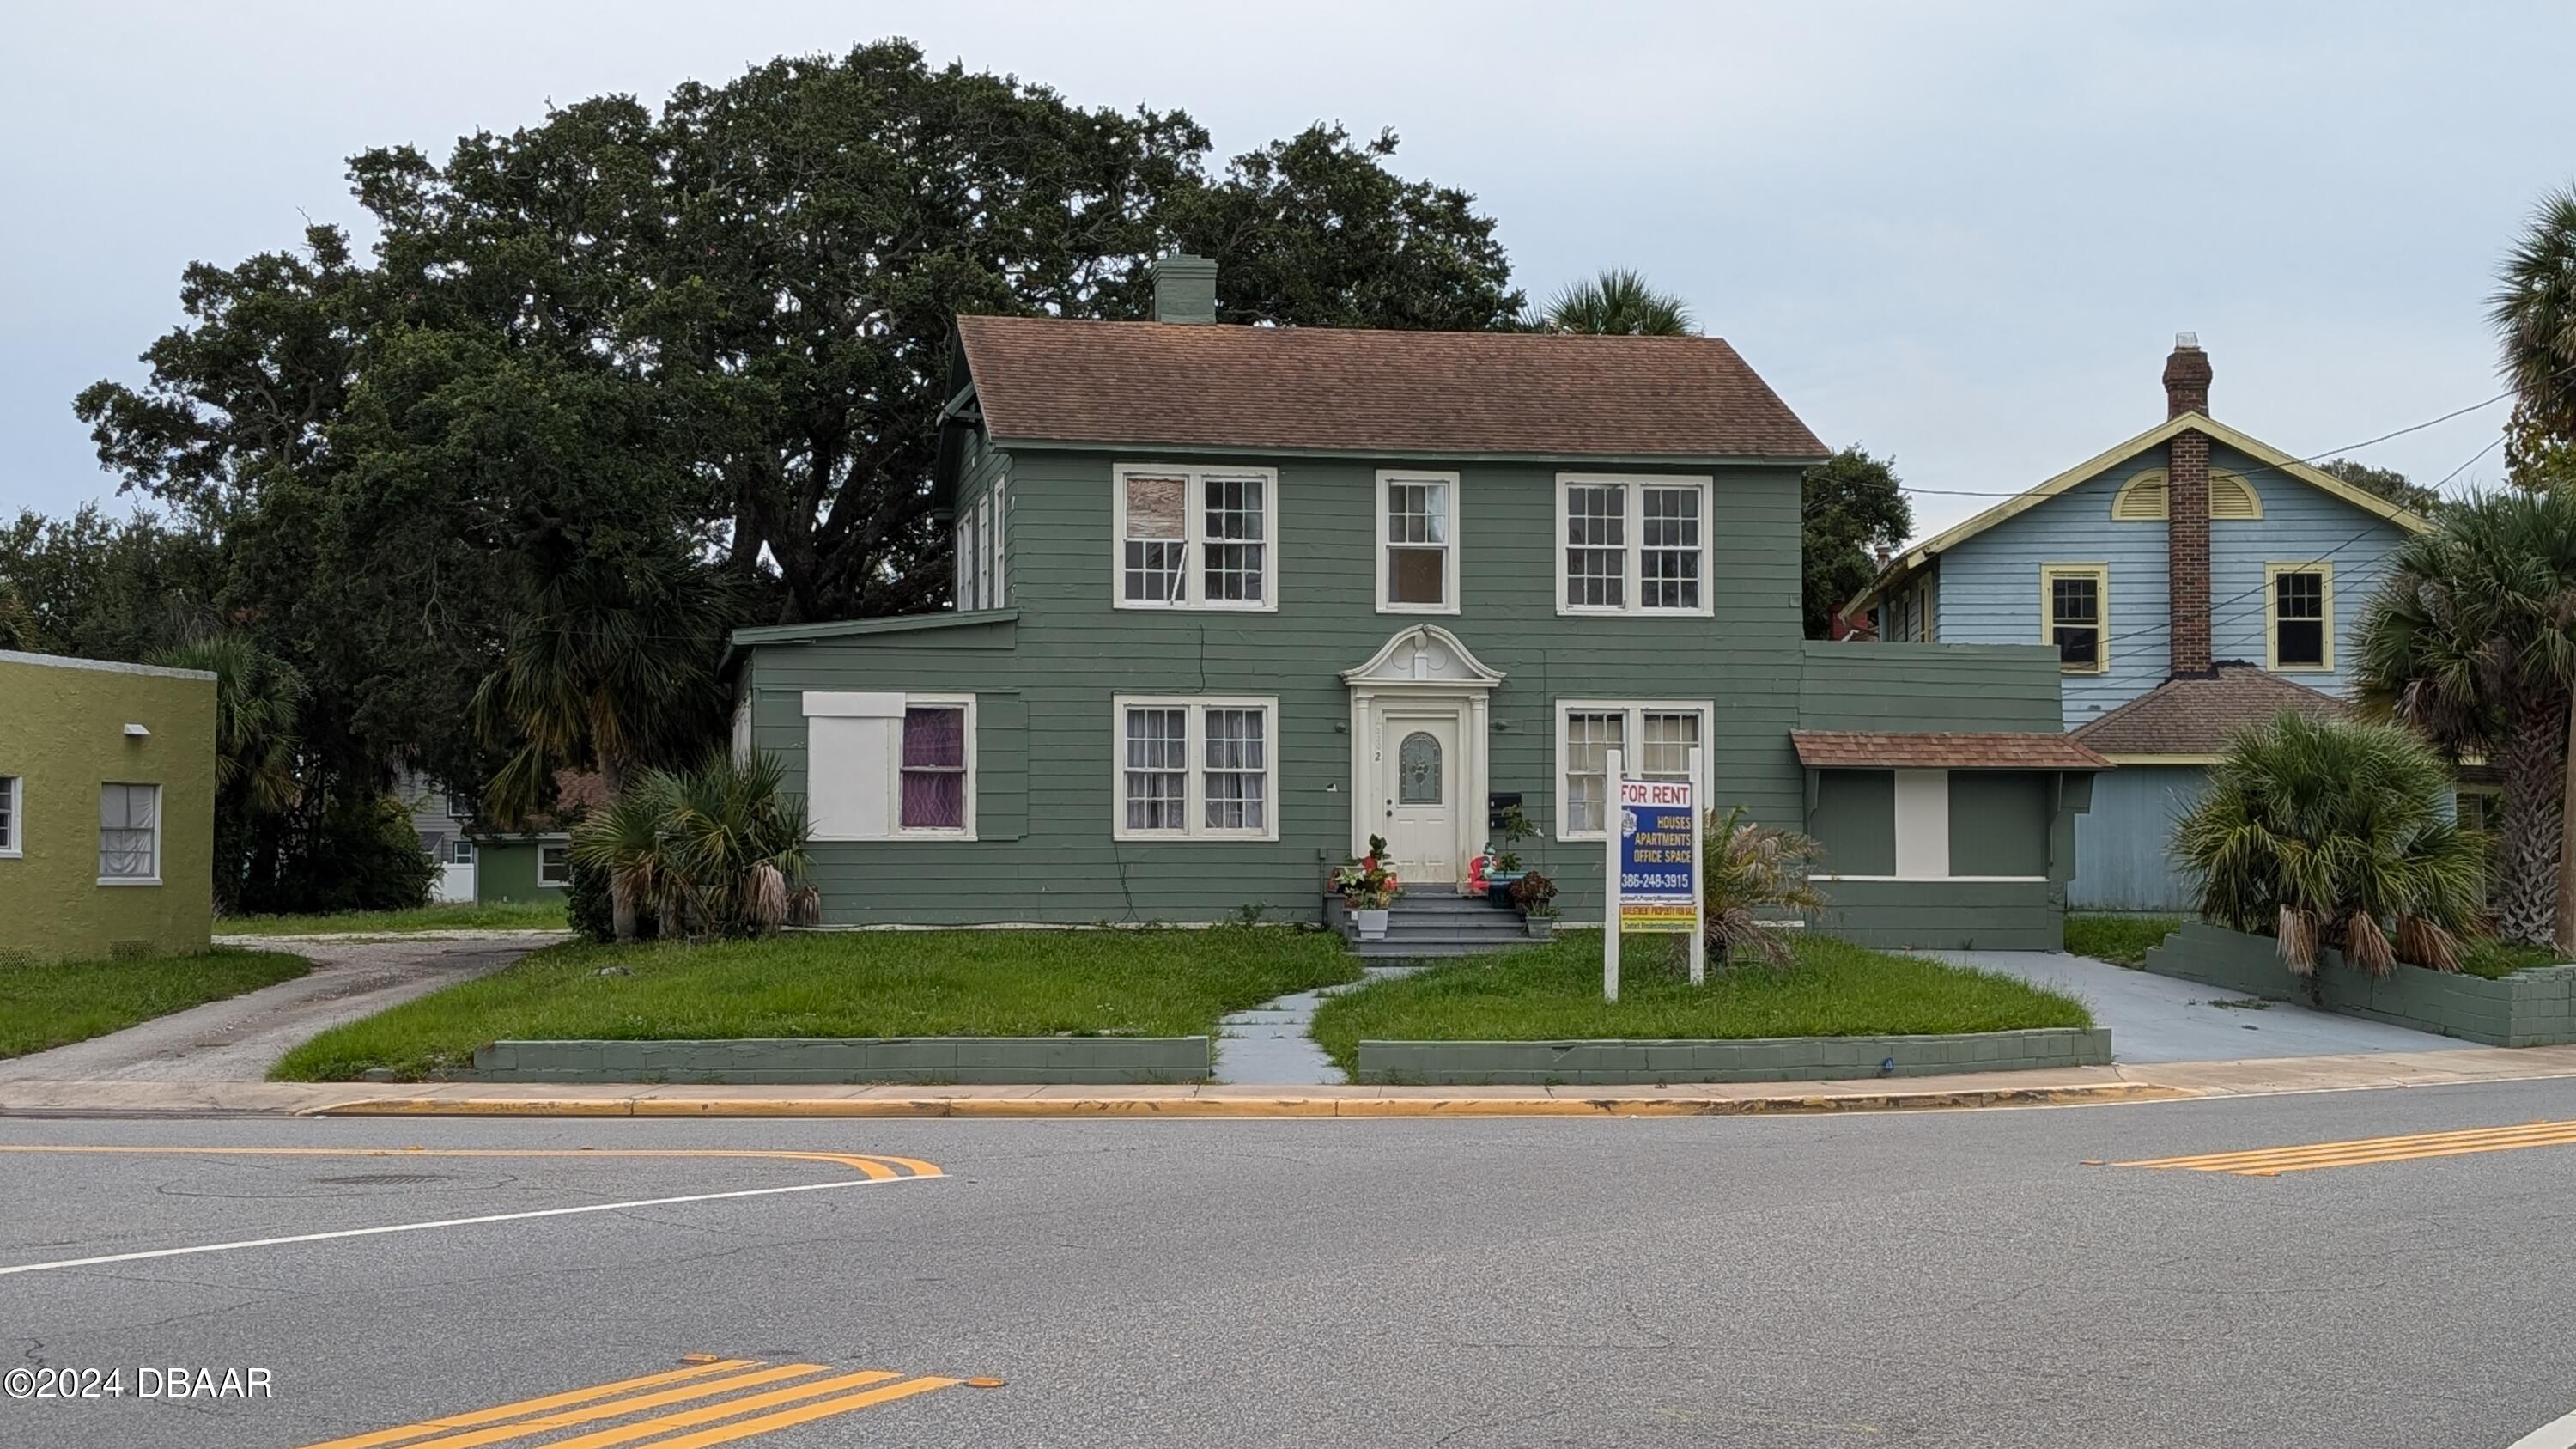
[725,256,2111,948]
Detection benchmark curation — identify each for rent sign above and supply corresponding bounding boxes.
[1600,756,1705,1002]
[1615,778,1698,934]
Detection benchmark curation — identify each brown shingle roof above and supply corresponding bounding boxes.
[955,317,1828,460]
[1789,731,2114,770]
[2069,663,2348,756]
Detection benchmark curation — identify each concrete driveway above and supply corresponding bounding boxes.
[1924,948,2479,1062]
[0,933,556,1083]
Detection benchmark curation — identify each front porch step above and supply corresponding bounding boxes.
[1349,935,1550,959]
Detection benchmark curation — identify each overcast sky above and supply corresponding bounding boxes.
[5,2,2570,542]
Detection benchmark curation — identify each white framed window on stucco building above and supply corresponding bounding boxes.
[98,782,161,885]
[1552,700,1713,841]
[802,692,979,841]
[1555,475,1713,618]
[1112,695,1279,842]
[1113,463,1278,611]
[0,775,20,858]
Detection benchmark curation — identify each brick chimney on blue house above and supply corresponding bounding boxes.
[2163,334,2215,676]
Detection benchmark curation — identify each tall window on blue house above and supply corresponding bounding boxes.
[2042,565,2107,675]
[2267,563,2331,671]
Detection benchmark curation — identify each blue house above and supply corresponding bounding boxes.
[1848,337,2434,910]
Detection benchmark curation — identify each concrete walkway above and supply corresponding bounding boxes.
[1212,966,1413,1085]
[0,933,558,1083]
[1925,949,2480,1062]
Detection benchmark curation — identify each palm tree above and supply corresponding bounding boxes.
[1530,268,1697,336]
[568,752,815,941]
[2173,711,2485,976]
[2355,488,2576,947]
[2491,184,2576,448]
[476,544,737,941]
[149,634,305,815]
[1698,805,1828,966]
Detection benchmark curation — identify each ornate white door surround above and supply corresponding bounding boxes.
[1341,624,1504,887]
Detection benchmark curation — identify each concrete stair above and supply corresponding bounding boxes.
[1340,892,1540,960]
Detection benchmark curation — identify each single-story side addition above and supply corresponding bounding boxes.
[0,649,215,963]
[724,258,2115,948]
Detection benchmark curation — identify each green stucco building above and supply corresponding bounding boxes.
[0,650,216,963]
[726,258,2111,948]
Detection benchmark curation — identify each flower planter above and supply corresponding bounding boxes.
[1354,908,1390,941]
[1522,915,1556,941]
[1485,872,1525,907]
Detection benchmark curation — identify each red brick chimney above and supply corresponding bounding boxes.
[2164,334,2213,674]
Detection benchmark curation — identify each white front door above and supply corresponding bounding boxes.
[1380,713,1462,886]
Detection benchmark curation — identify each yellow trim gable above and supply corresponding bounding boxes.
[1847,411,2433,614]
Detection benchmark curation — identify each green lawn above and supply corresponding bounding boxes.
[221,899,568,936]
[1308,935,2092,1075]
[2,950,311,1060]
[271,926,1363,1081]
[2064,914,2183,968]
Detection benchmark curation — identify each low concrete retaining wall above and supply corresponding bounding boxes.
[2141,922,2576,1047]
[1352,1027,2111,1086]
[458,1037,1213,1085]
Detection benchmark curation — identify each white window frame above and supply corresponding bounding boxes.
[1111,695,1281,843]
[2265,561,2334,673]
[988,479,1007,607]
[802,691,981,842]
[97,781,161,886]
[1552,699,1715,842]
[1375,469,1461,615]
[2041,563,2110,676]
[957,504,981,611]
[449,837,476,866]
[1554,474,1715,618]
[1112,462,1280,612]
[0,775,18,857]
[538,843,571,886]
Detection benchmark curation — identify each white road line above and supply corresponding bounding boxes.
[2508,1407,2576,1449]
[0,1175,939,1277]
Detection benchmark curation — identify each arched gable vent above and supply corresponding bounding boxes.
[2111,468,2263,521]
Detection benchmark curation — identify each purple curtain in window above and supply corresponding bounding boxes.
[901,707,966,829]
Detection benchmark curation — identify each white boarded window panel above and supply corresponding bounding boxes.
[804,691,902,840]
[1892,769,1950,879]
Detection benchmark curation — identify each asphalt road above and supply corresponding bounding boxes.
[7,1082,2576,1448]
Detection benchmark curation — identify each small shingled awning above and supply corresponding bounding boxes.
[1789,731,2115,770]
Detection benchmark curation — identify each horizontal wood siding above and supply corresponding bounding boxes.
[2206,441,2408,697]
[752,447,2076,928]
[1812,880,2063,951]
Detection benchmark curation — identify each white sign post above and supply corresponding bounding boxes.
[1601,747,1704,1003]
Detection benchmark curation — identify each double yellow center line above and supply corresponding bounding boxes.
[2120,1117,2576,1176]
[299,1357,961,1449]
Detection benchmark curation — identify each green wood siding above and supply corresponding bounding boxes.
[748,444,2081,948]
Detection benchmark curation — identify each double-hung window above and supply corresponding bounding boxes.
[802,692,978,840]
[1554,701,1710,840]
[448,837,476,866]
[1376,471,1459,612]
[2267,563,2331,671]
[1115,464,1277,610]
[0,775,18,857]
[2041,564,2108,674]
[538,843,571,886]
[1114,697,1278,841]
[99,782,160,884]
[1555,475,1711,616]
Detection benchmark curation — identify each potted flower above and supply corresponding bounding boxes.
[1333,835,1403,941]
[1483,803,1538,907]
[1510,871,1559,940]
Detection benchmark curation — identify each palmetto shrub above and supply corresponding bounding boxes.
[1699,805,1829,967]
[2172,711,2485,976]
[569,752,815,942]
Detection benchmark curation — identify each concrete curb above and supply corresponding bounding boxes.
[311,1081,2189,1117]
